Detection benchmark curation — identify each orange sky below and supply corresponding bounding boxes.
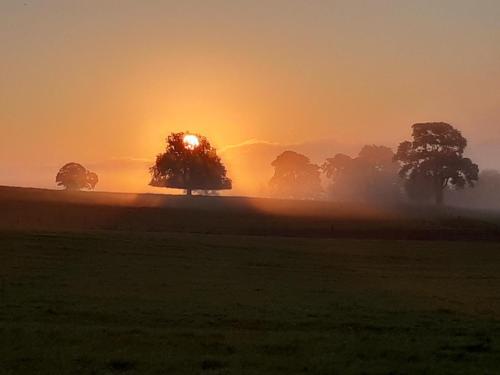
[1,1,499,194]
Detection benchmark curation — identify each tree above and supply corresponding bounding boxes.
[56,163,99,191]
[150,132,232,195]
[269,151,322,199]
[394,122,479,205]
[322,145,400,203]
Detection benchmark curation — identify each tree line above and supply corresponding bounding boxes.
[269,122,480,206]
[55,122,498,207]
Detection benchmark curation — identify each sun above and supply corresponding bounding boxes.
[183,134,200,150]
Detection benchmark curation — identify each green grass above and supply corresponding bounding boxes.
[2,231,500,374]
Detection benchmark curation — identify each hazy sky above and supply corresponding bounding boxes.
[1,0,499,191]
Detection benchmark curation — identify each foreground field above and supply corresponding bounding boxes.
[2,231,500,374]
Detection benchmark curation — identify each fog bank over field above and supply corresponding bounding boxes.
[3,185,500,241]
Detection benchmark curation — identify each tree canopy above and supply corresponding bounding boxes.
[56,163,98,191]
[269,151,322,199]
[394,122,479,205]
[150,132,232,195]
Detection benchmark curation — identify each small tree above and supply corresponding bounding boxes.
[394,122,479,205]
[56,163,99,191]
[150,132,232,195]
[269,151,322,199]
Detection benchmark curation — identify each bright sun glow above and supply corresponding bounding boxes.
[183,134,200,150]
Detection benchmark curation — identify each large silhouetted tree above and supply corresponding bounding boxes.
[394,122,479,205]
[56,163,99,191]
[269,151,322,199]
[150,132,232,195]
[322,145,400,203]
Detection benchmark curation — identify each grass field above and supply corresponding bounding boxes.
[2,232,500,374]
[1,187,500,374]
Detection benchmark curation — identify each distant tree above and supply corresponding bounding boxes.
[322,145,400,203]
[394,122,479,205]
[150,132,232,196]
[56,163,99,191]
[269,151,322,199]
[358,145,395,169]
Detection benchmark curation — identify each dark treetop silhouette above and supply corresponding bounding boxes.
[269,151,322,199]
[150,132,232,196]
[56,163,99,191]
[394,122,479,205]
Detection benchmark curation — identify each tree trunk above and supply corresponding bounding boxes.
[186,188,192,196]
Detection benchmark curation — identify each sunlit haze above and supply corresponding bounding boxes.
[1,0,499,194]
